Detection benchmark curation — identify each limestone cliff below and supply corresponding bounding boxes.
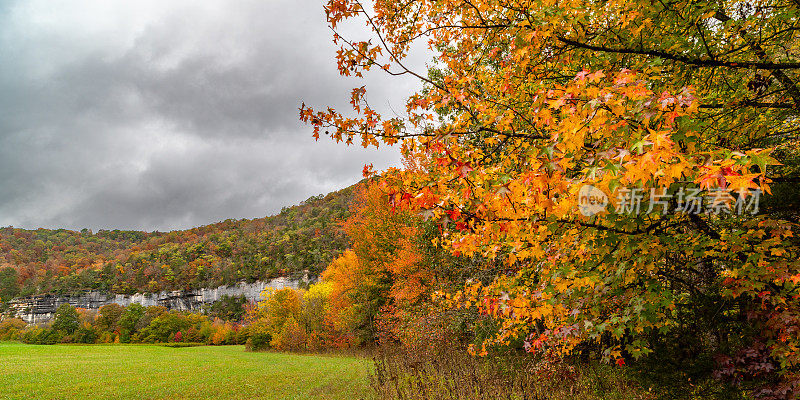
[8,277,305,324]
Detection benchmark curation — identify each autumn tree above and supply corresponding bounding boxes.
[323,182,441,342]
[321,250,370,346]
[302,281,334,349]
[96,303,124,333]
[302,0,800,395]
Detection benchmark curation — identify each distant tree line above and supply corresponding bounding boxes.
[0,294,250,346]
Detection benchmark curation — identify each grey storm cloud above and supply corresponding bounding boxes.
[0,0,425,231]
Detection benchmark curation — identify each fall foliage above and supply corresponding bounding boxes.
[301,0,800,396]
[3,0,800,397]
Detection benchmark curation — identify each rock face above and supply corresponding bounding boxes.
[8,277,305,324]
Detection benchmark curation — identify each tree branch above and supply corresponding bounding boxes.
[555,36,800,71]
[713,10,800,107]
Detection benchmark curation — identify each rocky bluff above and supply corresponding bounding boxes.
[8,277,306,324]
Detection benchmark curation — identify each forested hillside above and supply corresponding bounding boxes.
[0,186,354,306]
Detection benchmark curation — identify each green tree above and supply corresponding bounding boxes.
[96,303,124,332]
[0,267,19,312]
[140,313,195,343]
[118,303,146,343]
[52,304,79,335]
[206,295,247,322]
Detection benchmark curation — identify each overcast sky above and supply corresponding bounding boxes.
[0,0,424,232]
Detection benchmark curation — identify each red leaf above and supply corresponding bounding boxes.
[362,163,374,178]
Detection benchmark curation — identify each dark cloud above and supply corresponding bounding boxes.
[0,0,424,231]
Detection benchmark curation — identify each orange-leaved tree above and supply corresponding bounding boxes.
[323,181,438,344]
[302,0,800,395]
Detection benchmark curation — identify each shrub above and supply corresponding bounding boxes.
[245,320,272,352]
[20,326,62,345]
[195,321,214,343]
[161,342,203,348]
[140,313,193,343]
[0,318,26,341]
[74,325,99,344]
[370,344,649,400]
[209,320,237,346]
[271,316,307,351]
[235,325,251,345]
[98,331,115,344]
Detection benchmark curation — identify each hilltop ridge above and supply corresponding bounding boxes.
[0,185,356,311]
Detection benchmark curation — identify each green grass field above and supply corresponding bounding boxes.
[0,342,372,400]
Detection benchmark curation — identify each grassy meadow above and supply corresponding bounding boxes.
[0,342,371,400]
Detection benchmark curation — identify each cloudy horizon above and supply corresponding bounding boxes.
[0,0,424,232]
